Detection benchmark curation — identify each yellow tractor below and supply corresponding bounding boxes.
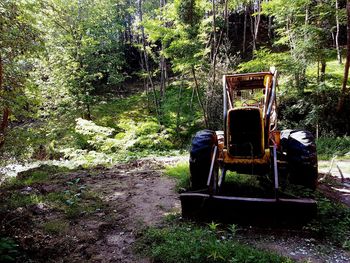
[180,69,318,224]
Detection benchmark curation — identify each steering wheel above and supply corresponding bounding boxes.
[242,99,260,107]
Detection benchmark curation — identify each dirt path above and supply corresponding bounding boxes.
[81,158,181,262]
[318,159,350,208]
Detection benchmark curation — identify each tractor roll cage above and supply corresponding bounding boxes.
[222,69,278,147]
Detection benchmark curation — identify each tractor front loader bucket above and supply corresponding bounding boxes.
[180,192,317,226]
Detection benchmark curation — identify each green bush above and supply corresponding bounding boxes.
[278,88,350,136]
[316,136,350,160]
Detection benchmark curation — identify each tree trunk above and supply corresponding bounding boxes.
[207,0,228,127]
[0,54,10,149]
[335,0,342,64]
[192,66,208,127]
[242,5,247,55]
[338,1,350,112]
[211,0,216,62]
[159,0,167,106]
[320,59,326,82]
[267,0,272,41]
[138,0,161,121]
[251,0,261,53]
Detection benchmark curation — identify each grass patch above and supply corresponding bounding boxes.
[0,237,19,262]
[6,193,43,209]
[42,219,69,235]
[221,172,275,197]
[135,223,292,263]
[46,188,104,219]
[3,165,70,189]
[164,162,190,190]
[317,136,350,160]
[306,193,350,248]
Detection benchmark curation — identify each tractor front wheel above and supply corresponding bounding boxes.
[281,130,318,190]
[189,130,218,190]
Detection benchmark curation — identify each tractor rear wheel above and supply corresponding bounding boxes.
[189,130,218,190]
[281,130,318,190]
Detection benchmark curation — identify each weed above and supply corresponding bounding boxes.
[0,237,19,262]
[7,193,43,209]
[222,172,272,197]
[343,240,350,251]
[208,221,220,231]
[42,220,69,235]
[228,224,237,236]
[46,187,104,219]
[305,193,350,245]
[2,165,69,189]
[135,223,292,263]
[317,136,350,160]
[164,162,190,190]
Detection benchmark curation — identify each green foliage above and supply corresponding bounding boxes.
[164,162,190,190]
[222,172,269,197]
[317,137,350,160]
[261,0,344,91]
[39,0,129,117]
[228,224,237,236]
[46,180,104,219]
[208,221,220,231]
[135,223,292,263]
[6,193,43,209]
[3,165,69,188]
[0,0,43,120]
[174,0,204,27]
[238,48,291,74]
[0,238,19,263]
[278,64,350,137]
[306,194,350,246]
[144,0,210,73]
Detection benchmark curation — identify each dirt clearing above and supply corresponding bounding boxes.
[0,157,182,262]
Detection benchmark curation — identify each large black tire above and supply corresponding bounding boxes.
[189,130,217,190]
[280,130,318,190]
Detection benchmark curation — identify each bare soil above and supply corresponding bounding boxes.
[0,158,181,263]
[1,157,350,262]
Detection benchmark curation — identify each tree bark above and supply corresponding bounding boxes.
[335,0,342,64]
[242,5,247,55]
[0,54,10,149]
[251,0,261,53]
[320,59,326,82]
[138,0,161,121]
[192,66,208,127]
[338,1,350,112]
[159,0,167,104]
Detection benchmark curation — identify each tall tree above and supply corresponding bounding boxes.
[41,0,128,119]
[335,0,342,64]
[338,0,350,112]
[0,0,41,148]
